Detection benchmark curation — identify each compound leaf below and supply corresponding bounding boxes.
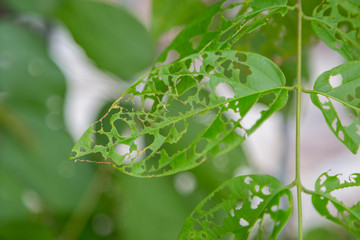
[312,172,360,238]
[70,51,288,177]
[178,175,292,239]
[156,0,288,65]
[310,61,360,153]
[311,0,360,60]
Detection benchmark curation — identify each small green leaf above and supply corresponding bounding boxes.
[178,174,292,239]
[156,0,288,64]
[57,0,154,80]
[311,0,360,60]
[310,61,360,153]
[70,51,288,177]
[312,172,360,238]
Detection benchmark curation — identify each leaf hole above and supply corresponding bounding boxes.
[271,205,278,212]
[144,98,155,112]
[190,35,202,49]
[262,186,271,195]
[215,82,235,99]
[195,139,210,154]
[254,185,260,192]
[234,127,246,138]
[113,119,131,137]
[337,4,348,17]
[223,5,242,21]
[250,196,264,209]
[156,50,179,67]
[320,174,327,185]
[135,82,146,93]
[323,7,332,16]
[239,218,249,227]
[244,176,253,185]
[329,74,342,88]
[338,130,344,141]
[208,12,222,31]
[326,201,338,218]
[240,103,269,130]
[320,186,327,192]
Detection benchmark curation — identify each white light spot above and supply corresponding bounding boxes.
[174,172,197,195]
[22,189,42,213]
[239,218,249,227]
[329,74,342,88]
[92,214,113,236]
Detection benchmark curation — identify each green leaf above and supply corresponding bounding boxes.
[311,172,360,238]
[178,175,292,239]
[310,61,360,153]
[152,0,207,37]
[156,0,288,64]
[70,50,288,177]
[311,0,360,60]
[57,0,154,80]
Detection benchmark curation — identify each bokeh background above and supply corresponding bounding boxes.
[0,0,359,239]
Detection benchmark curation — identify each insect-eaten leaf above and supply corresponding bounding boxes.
[312,0,360,60]
[312,172,360,239]
[310,61,360,154]
[178,174,292,239]
[70,51,288,177]
[156,0,288,65]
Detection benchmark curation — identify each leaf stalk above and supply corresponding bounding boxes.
[296,0,303,239]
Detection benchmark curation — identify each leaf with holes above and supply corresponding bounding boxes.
[70,51,288,177]
[312,172,360,238]
[156,0,288,65]
[311,0,360,61]
[310,61,360,153]
[178,174,292,239]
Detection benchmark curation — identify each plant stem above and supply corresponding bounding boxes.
[296,0,303,239]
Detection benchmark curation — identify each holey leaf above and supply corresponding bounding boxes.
[156,0,288,65]
[312,0,360,60]
[312,172,360,238]
[178,175,292,240]
[310,61,360,153]
[70,51,288,177]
